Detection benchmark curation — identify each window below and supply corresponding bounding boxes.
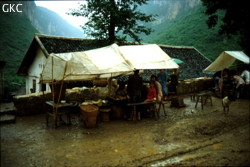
[32,79,36,93]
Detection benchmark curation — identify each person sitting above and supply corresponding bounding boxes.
[144,81,157,118]
[115,82,127,100]
[115,82,129,119]
[144,81,157,102]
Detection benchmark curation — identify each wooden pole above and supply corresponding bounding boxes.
[220,69,224,95]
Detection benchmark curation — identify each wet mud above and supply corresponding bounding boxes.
[1,96,249,166]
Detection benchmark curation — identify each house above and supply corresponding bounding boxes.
[0,61,6,101]
[17,34,108,94]
[18,34,211,95]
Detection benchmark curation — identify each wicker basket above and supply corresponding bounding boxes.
[80,104,99,128]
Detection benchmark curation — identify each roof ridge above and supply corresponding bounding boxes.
[157,44,194,49]
[34,33,95,41]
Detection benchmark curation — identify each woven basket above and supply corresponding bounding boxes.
[80,104,99,128]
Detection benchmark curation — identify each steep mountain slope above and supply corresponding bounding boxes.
[32,6,84,38]
[21,1,84,38]
[145,6,242,61]
[0,1,85,92]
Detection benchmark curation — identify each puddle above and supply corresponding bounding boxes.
[151,157,183,167]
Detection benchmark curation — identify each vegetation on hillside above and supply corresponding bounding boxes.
[201,0,250,56]
[145,6,242,61]
[0,12,38,92]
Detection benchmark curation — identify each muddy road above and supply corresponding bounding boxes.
[1,96,249,166]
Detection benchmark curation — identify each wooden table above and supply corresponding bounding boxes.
[127,101,167,121]
[45,101,75,128]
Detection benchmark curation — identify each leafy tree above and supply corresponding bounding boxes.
[68,0,156,44]
[201,0,250,55]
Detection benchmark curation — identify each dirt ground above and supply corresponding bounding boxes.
[1,96,249,167]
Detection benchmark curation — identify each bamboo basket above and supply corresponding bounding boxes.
[80,104,99,128]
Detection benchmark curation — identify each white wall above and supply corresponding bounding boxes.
[25,48,50,94]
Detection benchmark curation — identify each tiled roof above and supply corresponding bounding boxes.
[160,46,211,80]
[38,36,107,54]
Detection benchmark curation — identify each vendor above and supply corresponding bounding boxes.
[213,71,222,90]
[127,70,143,120]
[169,69,179,95]
[116,82,128,100]
[241,69,250,84]
[231,70,245,98]
[144,81,157,102]
[127,70,143,103]
[157,69,168,100]
[150,75,163,101]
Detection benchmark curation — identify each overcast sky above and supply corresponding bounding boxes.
[35,1,87,28]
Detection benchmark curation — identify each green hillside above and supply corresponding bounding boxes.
[0,12,38,92]
[145,6,242,61]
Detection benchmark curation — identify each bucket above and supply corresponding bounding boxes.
[80,104,99,128]
[100,108,111,121]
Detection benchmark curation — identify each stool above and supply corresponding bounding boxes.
[190,82,198,101]
[195,92,213,110]
[157,101,167,117]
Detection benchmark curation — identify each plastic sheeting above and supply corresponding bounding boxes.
[41,43,179,83]
[120,44,178,70]
[204,51,249,72]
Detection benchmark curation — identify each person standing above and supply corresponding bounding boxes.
[127,70,143,120]
[241,69,250,84]
[150,75,163,101]
[213,71,222,90]
[232,71,245,98]
[169,69,179,95]
[157,69,168,100]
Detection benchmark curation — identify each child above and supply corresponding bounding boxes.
[145,81,157,102]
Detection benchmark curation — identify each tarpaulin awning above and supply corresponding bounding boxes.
[40,43,179,83]
[119,44,179,70]
[41,44,134,83]
[204,51,249,72]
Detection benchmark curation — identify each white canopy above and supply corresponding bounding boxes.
[204,51,249,72]
[120,44,179,70]
[41,43,179,83]
[41,44,134,83]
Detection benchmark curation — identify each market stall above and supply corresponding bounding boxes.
[40,43,179,127]
[204,51,249,97]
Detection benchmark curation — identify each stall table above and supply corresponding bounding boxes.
[45,101,75,128]
[127,101,167,121]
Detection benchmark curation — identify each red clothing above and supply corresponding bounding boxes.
[147,87,157,99]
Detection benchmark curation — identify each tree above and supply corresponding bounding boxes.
[201,0,250,55]
[68,0,156,44]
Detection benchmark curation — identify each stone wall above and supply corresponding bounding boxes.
[176,77,214,95]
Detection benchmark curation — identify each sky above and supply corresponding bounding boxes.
[35,1,88,28]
